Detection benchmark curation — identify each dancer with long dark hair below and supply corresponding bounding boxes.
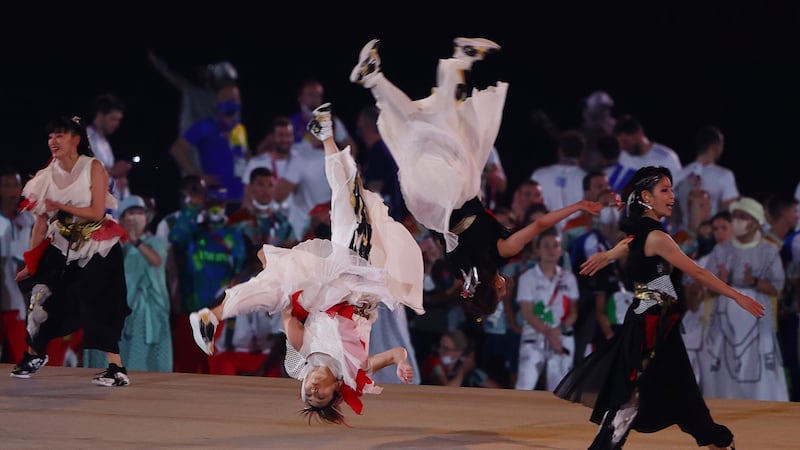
[555,166,763,449]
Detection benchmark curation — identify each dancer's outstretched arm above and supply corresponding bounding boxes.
[366,347,413,383]
[498,200,603,258]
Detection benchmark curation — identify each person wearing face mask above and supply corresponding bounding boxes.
[421,329,494,387]
[570,189,627,365]
[228,167,295,281]
[169,84,250,210]
[699,196,789,402]
[168,186,246,318]
[84,195,173,372]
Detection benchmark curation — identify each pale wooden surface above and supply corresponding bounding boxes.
[0,364,797,449]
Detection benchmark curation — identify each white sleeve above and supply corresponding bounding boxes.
[720,170,740,202]
[516,268,536,304]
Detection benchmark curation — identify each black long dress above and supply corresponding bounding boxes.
[554,217,733,449]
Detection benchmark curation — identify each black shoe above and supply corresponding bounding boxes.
[10,352,49,378]
[92,363,130,387]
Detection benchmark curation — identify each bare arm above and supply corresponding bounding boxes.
[646,230,765,317]
[30,214,49,249]
[563,299,578,329]
[15,213,49,280]
[281,309,305,351]
[136,239,163,267]
[580,236,633,276]
[594,292,615,339]
[147,50,189,89]
[367,347,414,383]
[498,200,602,258]
[45,160,108,222]
[169,137,203,177]
[366,347,407,373]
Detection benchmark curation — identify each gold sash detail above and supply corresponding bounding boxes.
[55,218,106,249]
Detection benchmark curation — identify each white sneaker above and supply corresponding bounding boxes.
[189,308,219,356]
[349,39,381,86]
[307,102,333,141]
[610,405,637,445]
[453,37,501,61]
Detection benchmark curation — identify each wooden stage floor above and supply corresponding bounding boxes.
[1,364,797,449]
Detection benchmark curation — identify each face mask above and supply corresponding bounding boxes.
[126,213,147,234]
[731,218,750,237]
[599,207,620,225]
[252,199,272,211]
[440,355,455,366]
[206,206,227,223]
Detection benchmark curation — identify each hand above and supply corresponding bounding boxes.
[44,198,63,212]
[110,160,133,178]
[460,351,476,372]
[579,236,632,276]
[734,293,765,318]
[396,359,413,384]
[15,267,30,281]
[578,200,603,216]
[200,174,220,187]
[546,327,565,353]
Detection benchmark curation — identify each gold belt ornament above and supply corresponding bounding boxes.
[55,219,106,249]
[632,283,676,314]
[451,215,476,235]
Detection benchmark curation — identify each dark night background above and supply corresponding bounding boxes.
[2,2,799,218]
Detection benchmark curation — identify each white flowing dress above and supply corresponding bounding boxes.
[368,58,509,252]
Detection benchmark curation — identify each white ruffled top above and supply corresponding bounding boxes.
[22,155,120,265]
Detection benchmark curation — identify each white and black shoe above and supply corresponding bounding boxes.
[349,39,381,87]
[189,308,219,356]
[453,37,501,61]
[307,102,333,141]
[92,363,130,387]
[10,352,49,378]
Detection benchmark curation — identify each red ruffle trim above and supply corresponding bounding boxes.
[23,238,51,276]
[92,220,129,243]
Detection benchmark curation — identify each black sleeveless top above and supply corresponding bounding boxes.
[624,217,673,289]
[432,197,511,275]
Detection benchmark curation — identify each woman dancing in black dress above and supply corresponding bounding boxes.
[555,166,763,449]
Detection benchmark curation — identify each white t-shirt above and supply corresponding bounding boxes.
[516,264,579,341]
[281,146,331,240]
[606,142,682,193]
[673,161,739,225]
[530,163,586,227]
